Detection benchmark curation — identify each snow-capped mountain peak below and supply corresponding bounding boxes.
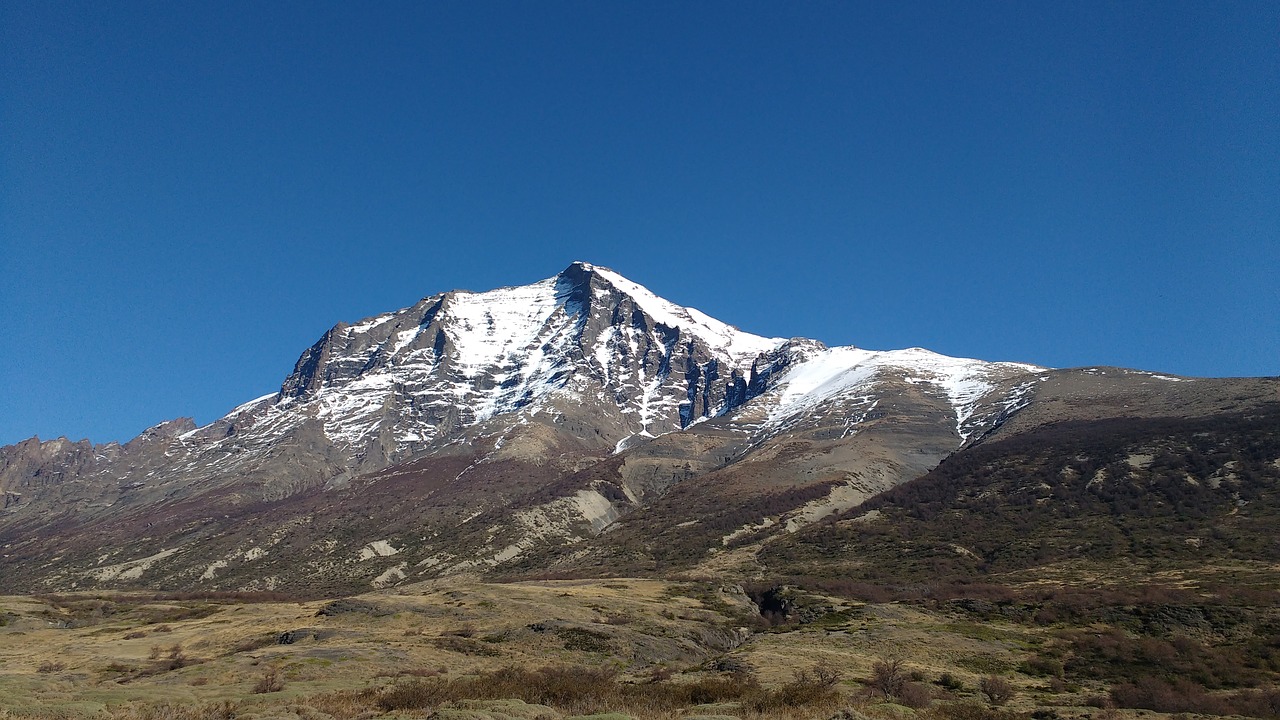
[580,262,783,363]
[20,262,1046,523]
[235,263,794,456]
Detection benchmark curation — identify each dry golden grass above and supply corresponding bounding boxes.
[0,578,1197,720]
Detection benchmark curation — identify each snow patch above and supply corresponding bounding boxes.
[590,265,783,363]
[1140,372,1186,382]
[761,345,1042,441]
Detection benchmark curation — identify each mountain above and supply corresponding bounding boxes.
[1,262,1276,595]
[754,403,1280,591]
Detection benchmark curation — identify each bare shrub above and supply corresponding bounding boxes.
[748,662,844,712]
[148,645,162,660]
[979,675,1015,706]
[378,680,445,710]
[810,659,843,688]
[685,672,761,705]
[123,631,147,639]
[898,681,933,709]
[441,623,476,638]
[252,668,284,694]
[166,645,188,670]
[37,660,66,673]
[1109,675,1231,715]
[869,655,906,698]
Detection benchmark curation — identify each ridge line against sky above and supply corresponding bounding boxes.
[2,2,1277,445]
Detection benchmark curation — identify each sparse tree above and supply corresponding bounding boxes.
[870,655,907,698]
[980,675,1015,706]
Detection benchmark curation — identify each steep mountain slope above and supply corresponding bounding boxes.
[2,262,1272,594]
[754,400,1280,589]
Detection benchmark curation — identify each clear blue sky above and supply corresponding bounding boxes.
[2,2,1277,445]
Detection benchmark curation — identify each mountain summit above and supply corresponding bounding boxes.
[268,261,785,458]
[2,262,1271,594]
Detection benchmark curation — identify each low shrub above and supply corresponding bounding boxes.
[979,676,1015,706]
[430,635,501,656]
[1105,675,1271,716]
[869,656,906,698]
[165,645,188,671]
[556,626,613,653]
[441,623,476,638]
[377,662,840,715]
[898,681,933,709]
[252,668,284,694]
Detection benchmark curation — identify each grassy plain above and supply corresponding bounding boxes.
[6,574,1270,720]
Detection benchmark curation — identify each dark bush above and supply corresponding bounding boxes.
[1109,676,1228,715]
[898,681,933,708]
[979,676,1015,706]
[1019,656,1063,678]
